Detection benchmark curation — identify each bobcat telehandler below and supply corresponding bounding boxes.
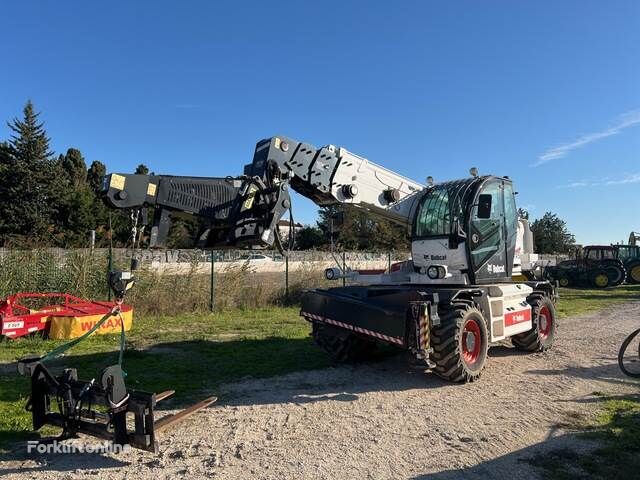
[15,135,557,453]
[102,135,557,384]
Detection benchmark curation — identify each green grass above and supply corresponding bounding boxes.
[555,284,640,318]
[0,306,330,451]
[0,285,638,452]
[531,394,640,480]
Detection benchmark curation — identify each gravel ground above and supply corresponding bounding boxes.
[2,301,639,479]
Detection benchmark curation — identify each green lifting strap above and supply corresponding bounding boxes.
[39,306,127,370]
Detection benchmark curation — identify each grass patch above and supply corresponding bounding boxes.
[0,306,330,451]
[555,284,640,318]
[531,394,640,479]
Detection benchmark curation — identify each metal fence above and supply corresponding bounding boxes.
[0,249,408,314]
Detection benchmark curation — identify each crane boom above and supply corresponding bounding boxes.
[102,135,424,249]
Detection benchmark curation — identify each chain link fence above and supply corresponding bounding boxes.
[0,249,408,315]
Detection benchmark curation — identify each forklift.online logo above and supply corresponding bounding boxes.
[27,440,130,455]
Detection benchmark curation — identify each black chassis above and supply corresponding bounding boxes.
[300,281,556,357]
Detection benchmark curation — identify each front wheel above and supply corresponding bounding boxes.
[589,269,610,289]
[512,295,557,352]
[431,305,488,383]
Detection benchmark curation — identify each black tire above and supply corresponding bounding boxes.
[512,295,557,352]
[618,327,640,378]
[626,261,640,284]
[602,260,626,287]
[588,269,610,289]
[557,276,570,288]
[431,304,488,383]
[311,322,376,363]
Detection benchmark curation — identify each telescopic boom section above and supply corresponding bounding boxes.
[102,136,424,249]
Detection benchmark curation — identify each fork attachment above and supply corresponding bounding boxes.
[17,357,216,453]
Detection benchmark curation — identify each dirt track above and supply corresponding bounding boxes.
[2,301,639,479]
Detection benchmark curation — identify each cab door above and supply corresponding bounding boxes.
[468,179,510,283]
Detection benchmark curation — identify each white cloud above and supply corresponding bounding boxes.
[532,109,640,167]
[558,172,640,188]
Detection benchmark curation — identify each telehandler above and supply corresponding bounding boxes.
[103,135,557,383]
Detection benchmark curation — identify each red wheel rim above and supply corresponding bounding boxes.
[538,306,552,339]
[462,318,482,365]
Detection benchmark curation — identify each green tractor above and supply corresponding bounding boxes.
[545,245,628,289]
[616,244,640,284]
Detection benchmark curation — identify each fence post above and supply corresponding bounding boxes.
[388,251,391,272]
[107,246,113,301]
[285,255,289,300]
[209,251,215,312]
[342,252,346,287]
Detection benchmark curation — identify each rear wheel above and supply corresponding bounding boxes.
[431,304,488,383]
[512,295,556,352]
[626,261,640,284]
[602,260,626,287]
[312,322,376,363]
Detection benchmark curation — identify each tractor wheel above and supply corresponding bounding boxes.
[602,261,626,287]
[626,261,640,284]
[431,304,488,383]
[311,322,376,363]
[512,295,556,352]
[589,269,610,289]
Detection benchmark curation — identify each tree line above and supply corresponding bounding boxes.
[0,100,576,253]
[0,101,151,248]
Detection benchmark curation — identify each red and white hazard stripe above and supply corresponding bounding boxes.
[302,312,404,346]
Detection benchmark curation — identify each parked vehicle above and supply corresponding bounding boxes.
[545,245,627,288]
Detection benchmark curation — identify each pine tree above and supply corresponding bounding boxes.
[60,148,88,188]
[87,160,107,193]
[8,100,53,163]
[1,100,57,245]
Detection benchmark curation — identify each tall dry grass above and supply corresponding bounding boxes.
[0,249,328,315]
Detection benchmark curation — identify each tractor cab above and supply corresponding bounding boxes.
[582,245,618,265]
[411,175,518,285]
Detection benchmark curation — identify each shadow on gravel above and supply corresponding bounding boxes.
[0,452,128,476]
[487,344,528,358]
[526,359,637,387]
[410,431,595,480]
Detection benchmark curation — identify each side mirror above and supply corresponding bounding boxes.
[477,194,493,219]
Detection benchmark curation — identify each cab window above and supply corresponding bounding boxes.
[469,181,503,268]
[586,249,600,260]
[415,188,451,237]
[602,249,615,260]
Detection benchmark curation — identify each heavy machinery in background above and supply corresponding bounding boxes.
[545,244,638,288]
[630,232,640,246]
[103,135,557,383]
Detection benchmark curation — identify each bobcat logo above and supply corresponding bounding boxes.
[488,264,505,274]
[424,254,447,260]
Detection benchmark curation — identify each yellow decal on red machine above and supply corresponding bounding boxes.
[48,307,134,339]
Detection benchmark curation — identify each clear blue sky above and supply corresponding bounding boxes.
[1,1,638,244]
